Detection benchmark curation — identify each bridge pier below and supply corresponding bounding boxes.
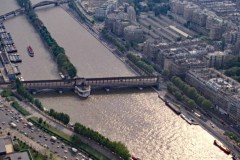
[74,85,91,98]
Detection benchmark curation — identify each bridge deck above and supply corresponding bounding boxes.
[21,76,160,90]
[0,0,69,20]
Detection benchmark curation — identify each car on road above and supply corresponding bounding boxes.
[210,122,214,128]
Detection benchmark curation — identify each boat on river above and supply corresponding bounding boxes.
[214,140,231,155]
[180,113,192,125]
[59,72,65,79]
[165,100,181,115]
[27,46,34,57]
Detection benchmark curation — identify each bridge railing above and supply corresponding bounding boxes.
[22,80,75,88]
[14,76,160,90]
[84,76,158,85]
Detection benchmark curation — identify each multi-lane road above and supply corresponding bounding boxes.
[0,98,89,160]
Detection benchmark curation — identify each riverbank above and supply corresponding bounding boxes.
[158,90,239,158]
[62,4,237,158]
[61,4,139,76]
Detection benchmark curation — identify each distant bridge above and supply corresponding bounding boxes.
[0,0,70,21]
[0,76,161,97]
[32,0,70,9]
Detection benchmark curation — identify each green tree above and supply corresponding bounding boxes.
[1,89,12,97]
[187,99,195,109]
[196,96,205,105]
[34,99,43,110]
[201,100,212,109]
[38,117,43,124]
[174,91,182,101]
[13,144,20,152]
[162,69,169,77]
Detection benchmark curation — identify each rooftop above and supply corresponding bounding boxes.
[4,151,31,160]
[188,68,240,96]
[0,138,6,154]
[162,44,208,59]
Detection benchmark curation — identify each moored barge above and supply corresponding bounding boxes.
[214,140,231,155]
[165,100,181,115]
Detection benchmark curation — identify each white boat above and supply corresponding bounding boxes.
[19,77,24,81]
[180,114,192,125]
[59,72,65,79]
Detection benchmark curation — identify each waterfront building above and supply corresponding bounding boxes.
[123,25,144,42]
[168,0,240,43]
[223,30,239,45]
[192,9,208,27]
[88,0,107,8]
[186,68,240,124]
[142,39,160,55]
[160,49,206,75]
[105,11,130,36]
[113,20,130,36]
[203,51,234,68]
[170,0,187,16]
[183,3,198,21]
[155,43,208,75]
[204,13,225,40]
[127,6,136,22]
[95,0,118,19]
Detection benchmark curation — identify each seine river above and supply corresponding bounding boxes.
[0,0,232,159]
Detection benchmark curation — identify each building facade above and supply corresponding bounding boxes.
[186,68,240,124]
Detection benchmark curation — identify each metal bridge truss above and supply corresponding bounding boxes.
[0,0,70,20]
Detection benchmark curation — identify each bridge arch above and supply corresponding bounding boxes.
[32,1,59,9]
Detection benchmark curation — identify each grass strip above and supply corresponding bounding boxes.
[11,101,30,116]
